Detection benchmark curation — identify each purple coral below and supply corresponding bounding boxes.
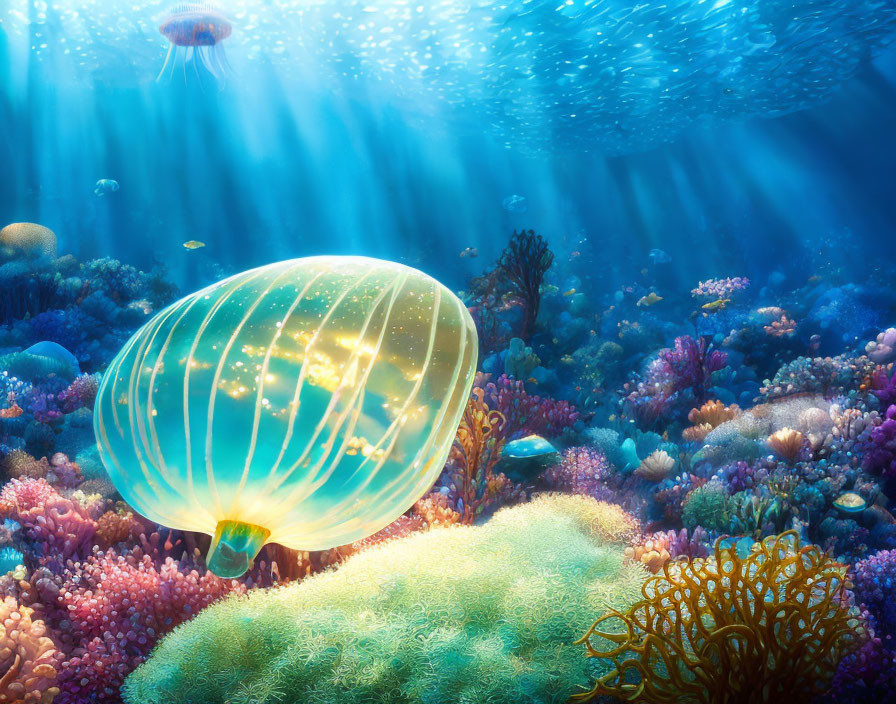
[659,336,728,401]
[542,446,613,500]
[57,373,100,413]
[870,367,896,408]
[626,336,728,424]
[854,549,896,634]
[863,406,896,479]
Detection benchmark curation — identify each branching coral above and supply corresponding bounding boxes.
[446,388,512,524]
[690,277,750,300]
[480,374,579,438]
[625,336,728,425]
[575,531,866,704]
[496,229,554,341]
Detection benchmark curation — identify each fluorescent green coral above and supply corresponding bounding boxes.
[124,494,647,704]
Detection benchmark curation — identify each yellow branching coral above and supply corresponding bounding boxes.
[574,531,865,704]
[448,388,509,524]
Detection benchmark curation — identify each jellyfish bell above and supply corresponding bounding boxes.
[93,256,478,578]
[157,3,232,86]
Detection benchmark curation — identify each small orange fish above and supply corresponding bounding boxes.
[183,240,206,250]
[526,377,539,385]
[563,288,576,296]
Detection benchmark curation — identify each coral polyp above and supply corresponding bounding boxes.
[94,257,477,577]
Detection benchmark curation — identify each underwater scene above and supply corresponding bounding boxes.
[3,0,896,702]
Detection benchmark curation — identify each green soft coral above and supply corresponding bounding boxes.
[124,494,647,704]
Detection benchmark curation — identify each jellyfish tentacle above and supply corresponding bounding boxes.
[216,44,231,76]
[198,46,222,87]
[156,42,176,83]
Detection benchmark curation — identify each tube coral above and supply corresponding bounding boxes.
[574,531,866,704]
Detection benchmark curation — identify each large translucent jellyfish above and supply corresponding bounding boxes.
[157,4,232,85]
[94,257,477,577]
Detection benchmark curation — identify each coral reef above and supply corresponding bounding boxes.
[2,237,896,701]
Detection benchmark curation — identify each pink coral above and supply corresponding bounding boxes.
[35,550,245,703]
[690,276,750,299]
[0,478,97,564]
[57,374,100,414]
[480,374,579,438]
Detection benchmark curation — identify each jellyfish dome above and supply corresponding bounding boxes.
[157,3,232,85]
[94,257,477,577]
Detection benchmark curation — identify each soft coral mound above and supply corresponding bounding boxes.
[123,494,647,704]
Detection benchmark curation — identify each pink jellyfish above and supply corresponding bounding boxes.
[157,4,232,85]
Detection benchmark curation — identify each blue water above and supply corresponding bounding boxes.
[4,3,896,702]
[2,0,896,294]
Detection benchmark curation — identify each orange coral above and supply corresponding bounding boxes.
[683,400,740,443]
[448,388,508,524]
[95,509,141,547]
[0,595,63,704]
[767,427,805,462]
[414,492,462,527]
[0,222,57,259]
[764,314,797,337]
[624,535,671,573]
[574,531,864,704]
[0,403,23,419]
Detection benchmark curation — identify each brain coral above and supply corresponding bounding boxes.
[0,223,57,259]
[123,493,648,704]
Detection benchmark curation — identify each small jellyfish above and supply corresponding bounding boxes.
[94,179,119,196]
[502,194,528,213]
[157,4,232,85]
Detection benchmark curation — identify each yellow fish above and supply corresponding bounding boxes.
[637,292,663,307]
[183,240,206,250]
[562,288,576,297]
[702,298,730,312]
